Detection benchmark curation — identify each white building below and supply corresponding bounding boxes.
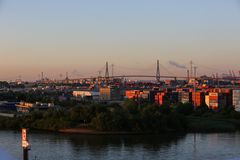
[16,102,58,113]
[73,91,100,101]
[233,90,240,112]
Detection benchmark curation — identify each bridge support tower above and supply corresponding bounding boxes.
[156,60,160,83]
[105,62,109,84]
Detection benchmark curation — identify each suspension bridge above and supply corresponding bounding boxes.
[52,60,240,84]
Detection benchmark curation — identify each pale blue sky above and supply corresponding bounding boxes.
[0,0,240,80]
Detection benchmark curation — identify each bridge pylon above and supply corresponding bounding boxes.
[105,62,109,83]
[156,60,160,82]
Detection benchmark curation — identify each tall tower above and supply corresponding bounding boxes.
[111,64,114,77]
[156,60,160,82]
[41,72,44,81]
[190,60,193,78]
[187,70,190,82]
[105,62,109,79]
[193,66,197,110]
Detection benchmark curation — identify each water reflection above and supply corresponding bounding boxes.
[0,146,15,160]
[2,131,240,160]
[66,133,186,153]
[27,132,186,160]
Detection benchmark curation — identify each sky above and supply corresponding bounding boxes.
[0,0,240,81]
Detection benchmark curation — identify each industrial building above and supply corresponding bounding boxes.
[73,91,100,101]
[191,92,205,108]
[155,92,169,105]
[0,101,18,112]
[125,90,141,99]
[180,91,192,104]
[99,86,121,101]
[233,90,240,112]
[206,92,227,110]
[16,102,58,113]
[125,90,158,103]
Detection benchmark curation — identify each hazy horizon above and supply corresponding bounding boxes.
[0,0,240,81]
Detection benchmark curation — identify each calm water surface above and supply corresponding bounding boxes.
[1,130,240,160]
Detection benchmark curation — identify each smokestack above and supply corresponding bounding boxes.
[187,70,190,82]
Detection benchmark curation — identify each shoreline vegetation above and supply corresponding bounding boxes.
[58,128,151,135]
[1,100,240,134]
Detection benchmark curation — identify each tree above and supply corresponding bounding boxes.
[176,103,194,115]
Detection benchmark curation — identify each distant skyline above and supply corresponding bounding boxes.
[0,0,240,81]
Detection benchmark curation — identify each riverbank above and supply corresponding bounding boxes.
[1,102,240,134]
[2,115,240,134]
[186,116,240,132]
[59,116,240,134]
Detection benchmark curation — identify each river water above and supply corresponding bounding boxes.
[1,130,240,160]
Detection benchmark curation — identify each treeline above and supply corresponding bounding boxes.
[0,91,60,103]
[1,100,240,133]
[0,91,80,108]
[0,100,187,132]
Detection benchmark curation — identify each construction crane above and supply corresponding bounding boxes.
[232,70,236,78]
[229,70,233,77]
[212,73,215,79]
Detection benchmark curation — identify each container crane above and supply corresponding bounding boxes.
[229,70,233,77]
[232,70,236,78]
[212,73,215,79]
